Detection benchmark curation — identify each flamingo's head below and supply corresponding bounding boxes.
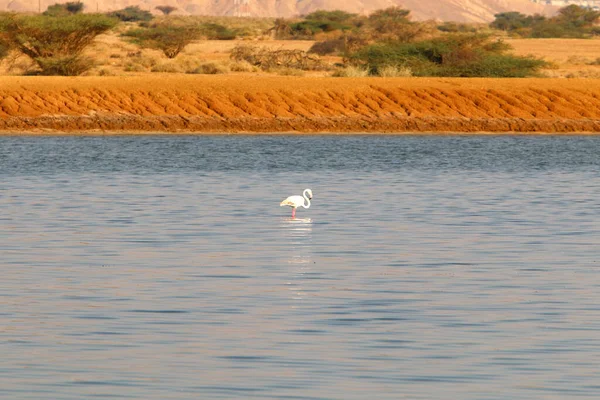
[305,189,313,200]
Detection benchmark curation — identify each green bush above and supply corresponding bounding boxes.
[490,12,536,31]
[349,33,548,77]
[270,9,358,39]
[490,5,600,38]
[303,10,356,23]
[34,55,94,75]
[438,22,478,33]
[0,13,118,75]
[108,6,153,22]
[123,22,203,58]
[200,23,237,40]
[289,19,354,37]
[0,14,11,60]
[308,37,346,55]
[44,2,85,17]
[0,40,10,60]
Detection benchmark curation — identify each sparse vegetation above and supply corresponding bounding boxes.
[0,5,598,78]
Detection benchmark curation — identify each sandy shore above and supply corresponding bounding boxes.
[1,75,600,134]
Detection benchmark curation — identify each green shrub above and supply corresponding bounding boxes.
[35,55,94,75]
[490,12,535,31]
[291,10,357,36]
[438,22,478,33]
[303,10,356,23]
[349,34,548,77]
[270,9,358,39]
[123,22,203,58]
[0,40,10,60]
[308,37,346,55]
[108,6,153,22]
[199,23,237,40]
[0,16,11,60]
[490,5,600,38]
[44,2,84,17]
[0,13,118,75]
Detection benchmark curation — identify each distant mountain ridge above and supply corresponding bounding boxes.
[1,0,558,22]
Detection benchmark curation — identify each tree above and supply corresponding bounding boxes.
[0,14,11,61]
[556,5,600,28]
[123,22,203,58]
[491,5,600,38]
[366,7,431,42]
[0,38,10,61]
[490,12,534,31]
[44,2,84,17]
[0,13,118,75]
[155,5,177,15]
[303,10,356,23]
[349,34,548,77]
[268,18,291,39]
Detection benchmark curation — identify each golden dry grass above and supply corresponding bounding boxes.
[506,38,600,78]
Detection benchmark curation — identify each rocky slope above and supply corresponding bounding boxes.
[1,0,557,22]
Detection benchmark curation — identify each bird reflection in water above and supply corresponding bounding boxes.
[281,217,313,300]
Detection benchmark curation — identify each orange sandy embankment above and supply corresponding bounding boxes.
[1,75,600,134]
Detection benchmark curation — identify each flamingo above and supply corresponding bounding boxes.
[280,189,312,218]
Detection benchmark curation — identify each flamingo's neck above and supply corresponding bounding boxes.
[303,194,311,209]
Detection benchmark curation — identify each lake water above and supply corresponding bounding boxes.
[2,135,600,399]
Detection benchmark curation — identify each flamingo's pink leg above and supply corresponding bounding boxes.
[292,208,296,218]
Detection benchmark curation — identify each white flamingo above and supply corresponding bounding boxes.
[280,189,312,218]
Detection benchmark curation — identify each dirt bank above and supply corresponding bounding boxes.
[1,75,599,134]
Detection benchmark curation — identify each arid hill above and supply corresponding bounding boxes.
[1,0,557,22]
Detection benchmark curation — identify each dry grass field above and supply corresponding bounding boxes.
[2,27,599,78]
[506,38,600,78]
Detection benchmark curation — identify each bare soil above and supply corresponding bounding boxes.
[1,75,599,134]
